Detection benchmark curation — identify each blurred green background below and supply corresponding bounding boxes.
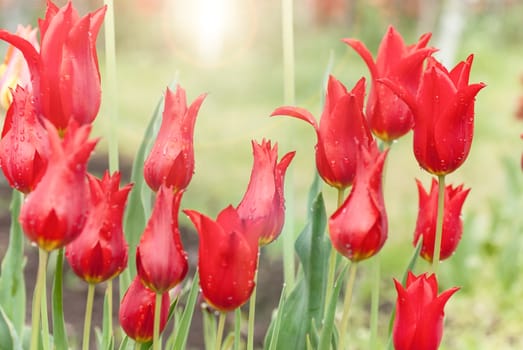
[1,0,523,349]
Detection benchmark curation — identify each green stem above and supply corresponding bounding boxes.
[323,188,345,321]
[338,262,358,350]
[82,284,96,350]
[369,257,380,349]
[247,254,260,350]
[234,308,241,350]
[30,249,48,350]
[281,0,296,294]
[104,0,119,173]
[153,293,162,350]
[215,312,227,350]
[107,279,113,339]
[432,175,446,274]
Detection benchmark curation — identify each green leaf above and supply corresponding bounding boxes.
[171,273,200,350]
[0,306,22,350]
[51,248,69,350]
[121,91,165,297]
[101,281,115,350]
[318,264,347,350]
[264,192,330,350]
[266,285,286,350]
[0,191,26,334]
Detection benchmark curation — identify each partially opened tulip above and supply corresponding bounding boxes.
[0,24,39,110]
[236,139,295,245]
[343,25,435,142]
[19,121,97,251]
[144,86,206,192]
[0,1,106,129]
[380,55,485,175]
[66,171,132,284]
[413,178,470,262]
[119,276,170,343]
[272,76,372,190]
[393,272,459,350]
[136,185,188,293]
[0,86,49,193]
[329,141,388,262]
[185,206,259,312]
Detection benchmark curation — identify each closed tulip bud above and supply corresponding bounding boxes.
[343,25,435,142]
[119,276,170,343]
[0,86,49,193]
[19,121,97,251]
[184,205,259,312]
[66,171,132,284]
[136,185,188,293]
[413,178,470,262]
[393,272,459,350]
[237,139,295,245]
[272,76,372,189]
[144,86,206,192]
[0,1,107,129]
[329,141,388,262]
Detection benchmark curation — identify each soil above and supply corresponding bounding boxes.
[0,154,283,349]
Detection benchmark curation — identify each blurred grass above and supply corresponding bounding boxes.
[88,1,523,349]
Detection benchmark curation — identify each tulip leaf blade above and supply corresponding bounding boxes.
[0,306,22,350]
[0,191,26,335]
[318,264,347,350]
[171,273,200,350]
[264,192,330,350]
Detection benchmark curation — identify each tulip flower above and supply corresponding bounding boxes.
[19,121,97,251]
[0,24,39,110]
[329,141,388,262]
[0,86,49,193]
[236,139,295,245]
[393,272,459,350]
[343,25,435,142]
[144,86,206,192]
[136,185,188,293]
[0,1,106,129]
[66,171,133,284]
[119,276,170,343]
[272,76,372,190]
[184,205,259,312]
[413,178,469,262]
[380,55,485,175]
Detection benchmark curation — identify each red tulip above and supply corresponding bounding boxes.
[413,178,470,262]
[0,86,49,193]
[144,86,206,192]
[380,55,485,175]
[119,276,170,343]
[19,121,97,251]
[184,205,259,312]
[328,141,388,262]
[236,139,295,245]
[0,1,106,129]
[343,25,435,142]
[66,171,132,284]
[0,24,39,110]
[272,76,372,190]
[393,272,459,350]
[136,185,188,293]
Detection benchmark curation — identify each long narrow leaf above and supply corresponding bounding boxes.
[51,248,69,349]
[172,273,200,350]
[0,306,22,350]
[0,191,26,334]
[267,284,286,350]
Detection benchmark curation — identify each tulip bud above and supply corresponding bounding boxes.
[119,276,170,343]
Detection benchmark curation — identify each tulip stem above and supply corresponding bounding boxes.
[369,256,380,349]
[30,248,48,350]
[104,0,119,173]
[324,188,345,322]
[339,262,358,350]
[153,292,162,350]
[432,175,446,274]
[106,280,113,339]
[247,254,260,350]
[215,312,227,350]
[82,283,95,350]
